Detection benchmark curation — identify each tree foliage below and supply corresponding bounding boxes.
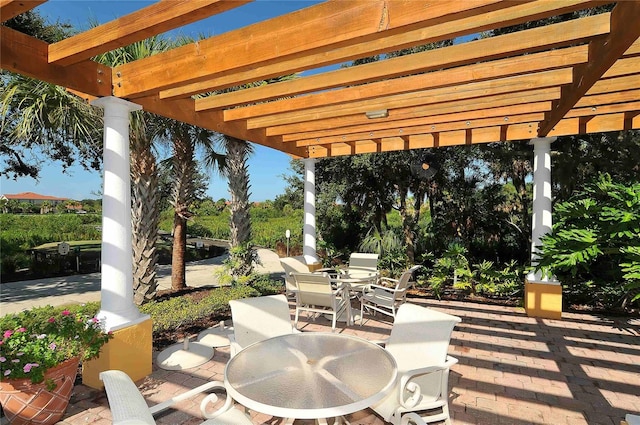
[536,174,640,309]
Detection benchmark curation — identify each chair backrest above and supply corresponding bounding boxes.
[100,370,156,425]
[386,303,461,375]
[347,252,379,278]
[280,256,309,292]
[229,294,294,349]
[292,272,335,307]
[349,252,379,270]
[393,265,423,296]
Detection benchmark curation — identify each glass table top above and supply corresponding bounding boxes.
[224,332,397,419]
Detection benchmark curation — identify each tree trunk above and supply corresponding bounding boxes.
[171,213,187,289]
[225,136,253,278]
[130,138,159,305]
[170,130,196,291]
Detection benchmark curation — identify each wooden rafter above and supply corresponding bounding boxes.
[161,0,604,100]
[0,26,112,97]
[48,0,251,66]
[0,0,46,22]
[195,14,605,113]
[537,0,640,136]
[112,0,528,98]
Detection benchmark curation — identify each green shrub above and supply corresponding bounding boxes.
[140,286,257,333]
[536,174,640,308]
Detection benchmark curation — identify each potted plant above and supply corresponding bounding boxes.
[0,305,112,425]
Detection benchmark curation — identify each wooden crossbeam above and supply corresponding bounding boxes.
[0,0,46,22]
[537,0,640,136]
[48,0,251,66]
[160,0,603,100]
[112,0,522,98]
[196,21,596,114]
[0,26,112,97]
[268,88,560,137]
[242,69,573,129]
[132,95,305,158]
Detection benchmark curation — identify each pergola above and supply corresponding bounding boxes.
[2,0,640,157]
[2,0,640,387]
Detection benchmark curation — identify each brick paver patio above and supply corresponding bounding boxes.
[58,298,640,425]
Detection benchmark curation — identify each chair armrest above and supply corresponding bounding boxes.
[396,356,458,409]
[198,381,234,419]
[149,380,227,415]
[363,284,400,294]
[380,277,400,285]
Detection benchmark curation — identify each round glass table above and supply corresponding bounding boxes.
[224,332,397,421]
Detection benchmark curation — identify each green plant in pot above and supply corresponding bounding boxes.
[0,305,112,425]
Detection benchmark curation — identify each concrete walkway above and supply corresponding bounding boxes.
[0,248,284,316]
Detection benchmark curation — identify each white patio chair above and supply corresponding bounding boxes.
[371,303,461,425]
[345,252,378,283]
[360,265,422,324]
[228,294,297,357]
[100,369,252,425]
[291,272,352,331]
[280,256,309,297]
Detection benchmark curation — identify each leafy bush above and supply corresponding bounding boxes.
[536,174,640,308]
[140,286,257,333]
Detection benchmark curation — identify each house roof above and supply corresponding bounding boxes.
[2,192,68,201]
[1,1,639,159]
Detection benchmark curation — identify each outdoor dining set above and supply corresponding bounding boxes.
[99,254,463,425]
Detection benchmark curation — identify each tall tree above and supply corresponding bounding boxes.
[221,135,255,279]
[157,120,222,290]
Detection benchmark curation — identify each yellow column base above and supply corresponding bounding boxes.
[82,317,153,389]
[307,262,322,272]
[524,279,562,320]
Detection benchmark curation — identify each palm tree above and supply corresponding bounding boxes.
[221,135,255,279]
[157,120,223,290]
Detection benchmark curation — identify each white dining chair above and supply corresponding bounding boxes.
[280,256,309,297]
[228,294,298,357]
[360,265,422,324]
[100,369,252,425]
[291,272,352,331]
[344,252,379,280]
[371,303,461,425]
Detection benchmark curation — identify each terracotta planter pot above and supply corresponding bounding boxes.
[0,356,79,425]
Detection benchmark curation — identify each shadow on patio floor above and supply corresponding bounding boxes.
[58,298,640,425]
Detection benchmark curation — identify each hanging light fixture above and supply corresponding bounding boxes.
[365,109,388,119]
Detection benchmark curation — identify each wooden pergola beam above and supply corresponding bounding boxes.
[242,69,573,129]
[132,95,306,158]
[48,0,251,66]
[268,88,561,137]
[197,14,606,114]
[160,0,604,100]
[112,0,523,98]
[0,26,112,97]
[282,102,553,142]
[0,0,46,22]
[537,0,640,136]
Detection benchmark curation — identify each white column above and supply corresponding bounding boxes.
[527,137,557,282]
[303,158,319,264]
[92,97,147,331]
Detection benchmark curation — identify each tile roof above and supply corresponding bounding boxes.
[2,192,68,201]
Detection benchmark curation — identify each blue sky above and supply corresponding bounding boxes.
[1,1,321,201]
